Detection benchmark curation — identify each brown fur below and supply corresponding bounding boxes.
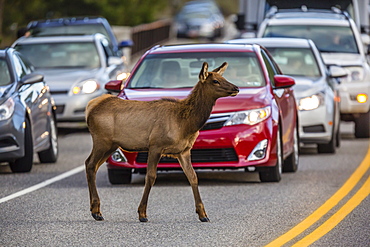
[85,62,239,222]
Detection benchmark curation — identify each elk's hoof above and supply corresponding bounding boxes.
[139,217,148,222]
[92,213,104,221]
[200,217,210,222]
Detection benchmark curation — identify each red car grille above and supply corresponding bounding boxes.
[136,148,238,163]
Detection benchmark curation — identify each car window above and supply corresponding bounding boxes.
[15,42,100,69]
[30,24,111,42]
[0,59,11,86]
[261,49,279,86]
[128,52,265,89]
[263,25,359,54]
[12,53,28,79]
[266,47,321,78]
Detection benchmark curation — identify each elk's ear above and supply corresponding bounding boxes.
[212,62,228,76]
[199,62,209,82]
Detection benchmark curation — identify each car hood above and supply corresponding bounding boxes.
[35,68,101,91]
[291,76,327,99]
[122,87,270,113]
[321,53,363,66]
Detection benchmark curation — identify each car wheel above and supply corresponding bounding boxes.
[108,168,132,184]
[259,126,282,182]
[354,111,370,138]
[38,114,58,163]
[10,118,33,173]
[318,125,336,154]
[336,121,341,148]
[283,123,299,173]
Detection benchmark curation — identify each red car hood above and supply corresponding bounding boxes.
[121,87,270,113]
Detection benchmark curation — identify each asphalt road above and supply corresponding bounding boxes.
[0,122,369,247]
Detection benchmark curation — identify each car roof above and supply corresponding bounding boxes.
[265,11,350,26]
[227,38,312,48]
[147,43,257,54]
[12,34,104,45]
[27,16,108,28]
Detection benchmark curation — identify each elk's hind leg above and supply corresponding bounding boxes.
[85,141,118,221]
[178,150,209,222]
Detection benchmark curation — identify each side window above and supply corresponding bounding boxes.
[261,50,278,86]
[101,38,114,58]
[12,53,28,79]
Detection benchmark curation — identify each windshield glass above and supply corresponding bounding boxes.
[128,52,265,89]
[30,24,111,41]
[266,47,321,78]
[263,25,359,53]
[0,59,11,86]
[15,42,100,69]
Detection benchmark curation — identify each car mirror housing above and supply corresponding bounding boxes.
[105,80,123,93]
[119,40,133,48]
[21,73,44,85]
[329,65,348,78]
[273,75,295,88]
[108,57,123,66]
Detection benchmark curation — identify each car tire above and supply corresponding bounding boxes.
[10,118,33,173]
[108,168,132,184]
[283,123,299,173]
[38,114,58,163]
[259,126,282,182]
[317,125,336,154]
[354,111,370,138]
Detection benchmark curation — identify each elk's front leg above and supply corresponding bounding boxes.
[138,150,161,222]
[178,150,209,222]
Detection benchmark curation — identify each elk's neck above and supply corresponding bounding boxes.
[181,83,217,132]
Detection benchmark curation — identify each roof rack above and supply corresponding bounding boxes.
[266,5,350,19]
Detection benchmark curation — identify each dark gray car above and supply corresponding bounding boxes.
[0,48,58,172]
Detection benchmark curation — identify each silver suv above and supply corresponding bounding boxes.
[257,8,370,138]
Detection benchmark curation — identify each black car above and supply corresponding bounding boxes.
[0,48,58,172]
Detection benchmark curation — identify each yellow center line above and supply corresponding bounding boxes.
[264,148,370,247]
[292,175,370,246]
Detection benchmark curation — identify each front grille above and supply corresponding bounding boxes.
[201,112,232,131]
[51,90,69,95]
[136,148,238,163]
[303,125,325,133]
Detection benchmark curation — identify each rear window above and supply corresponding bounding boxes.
[15,42,100,69]
[30,24,111,42]
[128,52,265,89]
[263,25,359,54]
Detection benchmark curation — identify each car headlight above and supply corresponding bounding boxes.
[0,97,15,121]
[345,66,365,82]
[225,106,271,126]
[298,94,323,111]
[72,79,99,94]
[117,72,130,81]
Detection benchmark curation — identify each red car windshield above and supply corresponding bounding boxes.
[128,52,265,89]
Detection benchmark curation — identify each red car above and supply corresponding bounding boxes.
[104,43,299,183]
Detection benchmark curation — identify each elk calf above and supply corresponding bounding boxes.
[85,62,239,222]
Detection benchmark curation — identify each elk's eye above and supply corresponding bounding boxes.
[213,80,220,84]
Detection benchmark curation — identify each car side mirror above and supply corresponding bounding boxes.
[105,80,123,93]
[273,75,295,88]
[329,65,347,78]
[21,73,44,85]
[108,57,123,66]
[119,40,133,48]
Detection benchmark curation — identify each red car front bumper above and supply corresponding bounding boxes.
[106,118,279,171]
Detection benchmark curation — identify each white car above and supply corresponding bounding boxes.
[12,34,127,122]
[257,8,370,138]
[227,38,347,153]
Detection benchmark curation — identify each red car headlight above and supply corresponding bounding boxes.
[224,106,271,126]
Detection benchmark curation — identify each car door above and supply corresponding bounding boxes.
[14,53,49,151]
[261,49,296,155]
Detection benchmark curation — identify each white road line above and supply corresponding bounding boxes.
[0,165,85,204]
